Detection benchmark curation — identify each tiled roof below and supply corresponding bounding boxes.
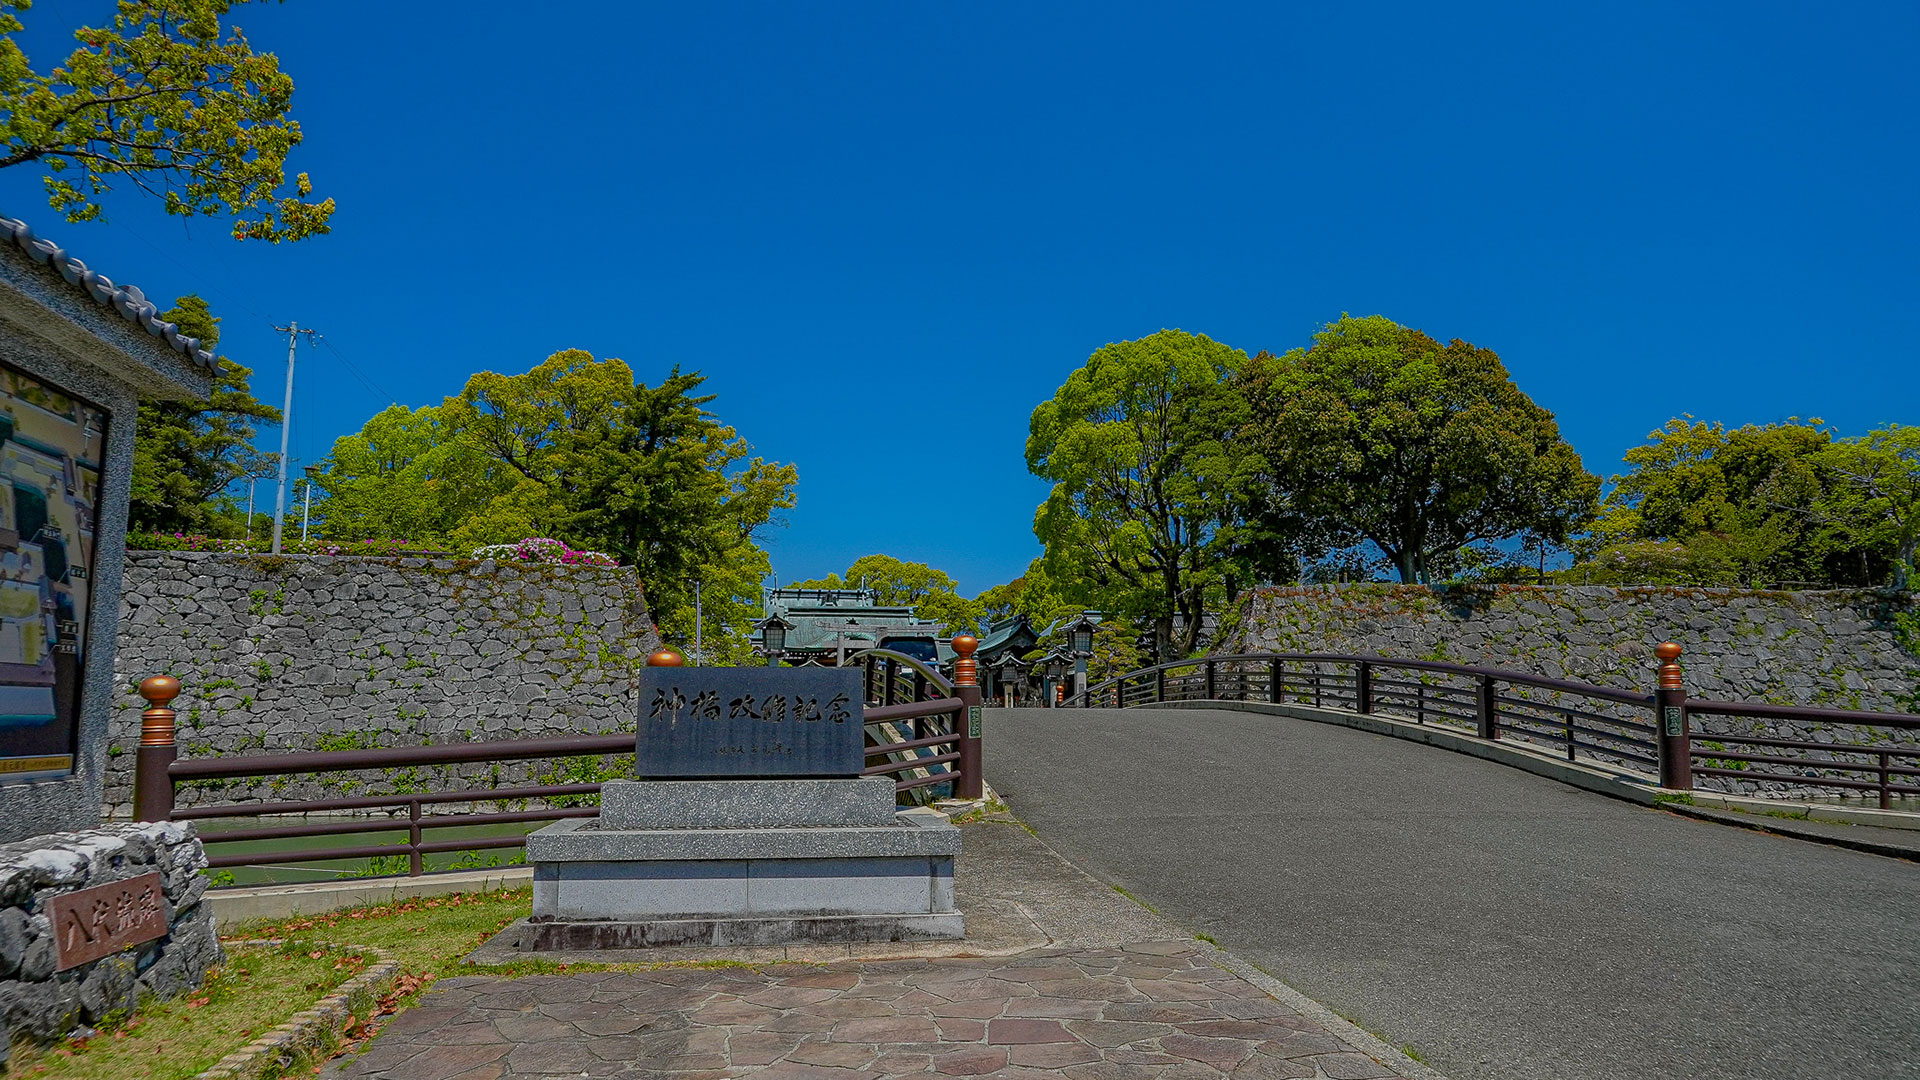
[0,212,217,370]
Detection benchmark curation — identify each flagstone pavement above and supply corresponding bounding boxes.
[319,817,1424,1080]
[331,941,1402,1079]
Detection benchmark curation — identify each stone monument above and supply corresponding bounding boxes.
[0,214,219,1054]
[520,659,962,948]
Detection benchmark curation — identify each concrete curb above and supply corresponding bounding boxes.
[1203,947,1453,1080]
[1660,802,1920,861]
[193,940,398,1080]
[209,867,533,930]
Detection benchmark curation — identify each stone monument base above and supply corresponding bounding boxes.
[522,778,962,949]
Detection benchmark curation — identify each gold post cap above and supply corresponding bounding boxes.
[647,648,686,667]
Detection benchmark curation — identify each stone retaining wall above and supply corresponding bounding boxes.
[0,821,218,1057]
[107,552,660,815]
[1222,585,1920,796]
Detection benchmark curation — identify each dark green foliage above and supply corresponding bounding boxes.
[1578,418,1915,588]
[1237,315,1598,584]
[1026,329,1254,659]
[126,295,279,535]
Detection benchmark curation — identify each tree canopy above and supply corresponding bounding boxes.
[790,554,982,636]
[126,294,278,535]
[0,0,332,240]
[317,351,796,659]
[1237,315,1598,584]
[1026,329,1254,659]
[1572,418,1914,589]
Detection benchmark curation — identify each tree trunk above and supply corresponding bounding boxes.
[1395,549,1417,583]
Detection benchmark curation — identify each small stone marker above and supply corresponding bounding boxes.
[636,667,864,778]
[47,871,168,971]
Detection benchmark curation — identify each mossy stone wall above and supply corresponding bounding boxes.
[1225,585,1918,712]
[105,551,660,815]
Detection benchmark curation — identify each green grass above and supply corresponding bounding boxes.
[1111,883,1159,914]
[7,942,358,1080]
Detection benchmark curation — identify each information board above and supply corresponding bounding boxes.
[637,667,865,778]
[0,361,106,782]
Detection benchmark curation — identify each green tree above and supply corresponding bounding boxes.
[790,554,983,636]
[1086,616,1147,685]
[1027,329,1254,660]
[1818,425,1920,590]
[1239,315,1598,584]
[319,351,796,655]
[1581,417,1892,587]
[975,556,1084,629]
[126,294,278,534]
[0,0,332,240]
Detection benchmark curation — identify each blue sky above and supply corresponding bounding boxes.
[2,2,1915,594]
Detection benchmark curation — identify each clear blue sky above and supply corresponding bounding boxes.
[3,2,1914,594]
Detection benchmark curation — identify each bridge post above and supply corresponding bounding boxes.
[1270,658,1282,703]
[1155,666,1167,702]
[952,636,983,800]
[134,675,181,822]
[1356,661,1373,715]
[1476,675,1498,740]
[1654,642,1692,790]
[1204,660,1216,700]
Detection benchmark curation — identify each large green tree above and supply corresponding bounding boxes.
[126,294,278,534]
[319,351,797,657]
[0,0,332,240]
[790,554,983,636]
[1027,329,1254,660]
[975,556,1085,630]
[1239,315,1598,584]
[1578,418,1899,588]
[1816,424,1920,590]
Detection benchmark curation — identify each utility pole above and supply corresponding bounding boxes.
[693,580,703,665]
[245,479,255,541]
[269,323,319,554]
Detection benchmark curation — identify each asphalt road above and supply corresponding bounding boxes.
[985,707,1920,1080]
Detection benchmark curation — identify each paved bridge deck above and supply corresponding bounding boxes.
[986,706,1920,1080]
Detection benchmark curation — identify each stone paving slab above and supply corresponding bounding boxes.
[327,941,1410,1079]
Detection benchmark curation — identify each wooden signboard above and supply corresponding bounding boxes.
[48,872,167,971]
[637,667,864,779]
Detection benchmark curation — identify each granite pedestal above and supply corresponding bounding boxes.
[522,777,962,949]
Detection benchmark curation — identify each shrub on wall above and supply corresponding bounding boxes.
[469,537,619,567]
[126,532,447,557]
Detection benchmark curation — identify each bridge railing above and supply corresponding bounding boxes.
[1073,646,1920,805]
[130,638,986,880]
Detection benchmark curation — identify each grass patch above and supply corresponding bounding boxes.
[1195,931,1220,946]
[8,941,359,1080]
[1111,884,1159,914]
[1652,792,1697,806]
[234,887,560,982]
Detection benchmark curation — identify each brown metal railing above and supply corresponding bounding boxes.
[131,638,986,879]
[1072,644,1920,804]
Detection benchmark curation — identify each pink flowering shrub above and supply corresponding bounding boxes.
[469,537,619,567]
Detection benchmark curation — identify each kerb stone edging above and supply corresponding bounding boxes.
[1203,946,1455,1080]
[192,940,398,1080]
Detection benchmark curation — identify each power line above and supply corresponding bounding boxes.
[318,335,399,409]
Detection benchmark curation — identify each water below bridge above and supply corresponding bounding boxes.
[986,706,1920,1080]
